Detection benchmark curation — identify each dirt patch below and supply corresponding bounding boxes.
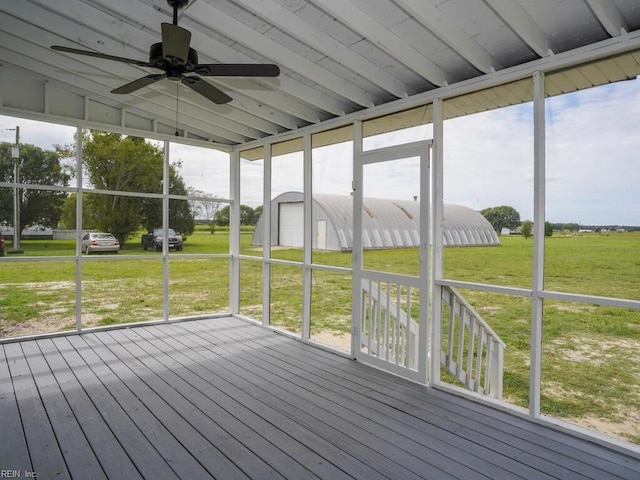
[550,303,597,314]
[310,330,351,352]
[571,414,640,443]
[1,317,75,338]
[551,337,640,367]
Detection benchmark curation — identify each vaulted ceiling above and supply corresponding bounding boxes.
[1,0,640,150]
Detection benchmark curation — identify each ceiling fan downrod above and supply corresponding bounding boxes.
[167,0,189,25]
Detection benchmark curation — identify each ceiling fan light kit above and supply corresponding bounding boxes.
[50,0,280,104]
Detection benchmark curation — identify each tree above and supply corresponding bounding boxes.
[0,142,71,238]
[188,188,221,233]
[59,193,98,230]
[481,205,521,234]
[214,204,255,227]
[544,221,554,237]
[562,223,579,232]
[521,220,533,239]
[79,132,164,244]
[59,131,194,246]
[139,167,195,238]
[252,205,263,225]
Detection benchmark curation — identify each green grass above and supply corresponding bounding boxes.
[1,230,639,441]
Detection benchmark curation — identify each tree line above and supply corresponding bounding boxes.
[0,132,264,246]
[1,132,194,246]
[481,205,552,238]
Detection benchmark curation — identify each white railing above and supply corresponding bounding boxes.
[361,280,505,398]
[440,286,505,399]
[361,278,418,371]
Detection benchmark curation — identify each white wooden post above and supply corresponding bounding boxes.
[229,150,241,315]
[302,134,312,339]
[75,126,83,332]
[162,140,170,321]
[531,71,546,416]
[262,144,272,326]
[431,96,444,386]
[351,120,364,358]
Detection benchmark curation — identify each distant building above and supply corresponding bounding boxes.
[252,192,500,251]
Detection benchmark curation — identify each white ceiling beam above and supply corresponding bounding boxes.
[25,0,307,131]
[585,0,628,36]
[0,41,249,144]
[394,0,502,73]
[311,0,448,86]
[86,0,354,118]
[0,19,257,144]
[485,0,553,57]
[237,29,640,152]
[232,0,410,98]
[183,1,377,107]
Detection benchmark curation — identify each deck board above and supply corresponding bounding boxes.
[35,338,144,480]
[209,320,634,480]
[133,324,449,480]
[1,316,639,480]
[0,345,33,472]
[3,342,70,479]
[208,317,640,479]
[159,321,521,479]
[174,321,558,479]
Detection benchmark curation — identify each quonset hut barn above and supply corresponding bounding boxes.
[252,192,500,251]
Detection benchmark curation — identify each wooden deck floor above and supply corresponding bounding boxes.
[1,317,639,480]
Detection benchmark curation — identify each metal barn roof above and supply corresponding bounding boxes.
[252,192,500,250]
[1,1,640,150]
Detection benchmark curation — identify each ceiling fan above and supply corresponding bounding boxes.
[51,0,280,104]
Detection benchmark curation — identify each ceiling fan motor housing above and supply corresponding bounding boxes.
[149,42,198,79]
[167,0,189,9]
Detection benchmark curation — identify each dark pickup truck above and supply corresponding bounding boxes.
[141,228,183,252]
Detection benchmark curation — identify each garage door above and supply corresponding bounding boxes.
[279,202,304,247]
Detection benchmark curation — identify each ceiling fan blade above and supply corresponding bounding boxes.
[193,63,280,77]
[51,45,154,68]
[161,23,191,64]
[112,74,166,94]
[181,76,232,104]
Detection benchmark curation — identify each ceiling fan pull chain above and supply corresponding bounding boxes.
[175,80,179,136]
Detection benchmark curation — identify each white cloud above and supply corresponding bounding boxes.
[0,117,75,149]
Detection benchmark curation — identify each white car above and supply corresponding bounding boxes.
[81,232,120,254]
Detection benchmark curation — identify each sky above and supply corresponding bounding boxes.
[1,76,638,226]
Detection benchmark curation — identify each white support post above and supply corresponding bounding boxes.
[229,150,241,315]
[162,141,170,321]
[351,120,363,358]
[262,144,272,326]
[75,126,83,332]
[530,71,546,417]
[430,97,444,386]
[416,145,431,385]
[302,134,313,339]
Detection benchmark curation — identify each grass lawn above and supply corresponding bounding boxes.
[1,228,638,442]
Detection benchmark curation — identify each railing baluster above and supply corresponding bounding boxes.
[475,324,485,393]
[367,279,373,355]
[447,290,455,370]
[466,315,475,390]
[394,283,400,365]
[383,282,390,361]
[360,281,505,398]
[440,285,505,399]
[456,300,466,383]
[484,337,494,395]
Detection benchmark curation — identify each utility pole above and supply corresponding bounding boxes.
[7,126,22,253]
